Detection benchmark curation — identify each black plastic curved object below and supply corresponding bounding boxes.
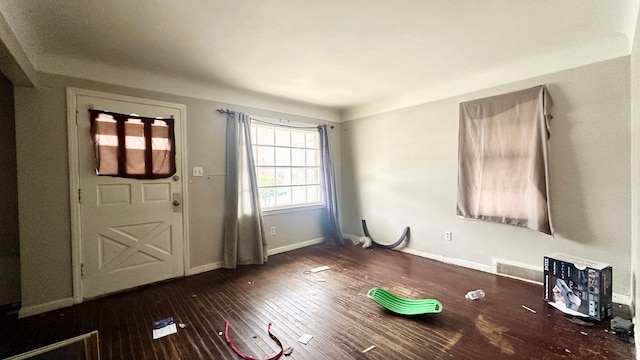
[361,219,409,249]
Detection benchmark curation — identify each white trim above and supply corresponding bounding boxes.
[267,237,325,256]
[186,238,325,275]
[613,293,632,306]
[187,262,224,276]
[362,240,637,306]
[262,204,324,216]
[65,88,83,305]
[19,297,74,318]
[66,87,189,304]
[398,247,494,274]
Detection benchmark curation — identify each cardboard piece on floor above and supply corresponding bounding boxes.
[310,265,330,273]
[152,317,178,339]
[297,333,313,344]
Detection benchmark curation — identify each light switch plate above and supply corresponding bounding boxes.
[193,167,204,177]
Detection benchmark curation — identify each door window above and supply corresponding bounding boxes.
[89,110,176,179]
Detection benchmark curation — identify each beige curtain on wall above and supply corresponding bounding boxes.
[222,112,267,268]
[457,85,553,235]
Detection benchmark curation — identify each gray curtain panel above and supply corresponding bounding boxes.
[318,125,347,245]
[457,85,553,235]
[223,112,267,268]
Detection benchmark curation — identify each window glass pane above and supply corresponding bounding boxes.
[276,168,291,186]
[306,132,318,149]
[275,147,291,166]
[292,186,306,204]
[291,130,305,147]
[256,167,275,187]
[255,146,275,166]
[292,168,306,185]
[306,149,318,166]
[307,185,320,202]
[256,126,274,145]
[292,148,305,166]
[276,187,291,206]
[259,188,276,207]
[306,168,319,184]
[275,129,290,146]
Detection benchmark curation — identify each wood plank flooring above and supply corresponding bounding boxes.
[0,244,635,359]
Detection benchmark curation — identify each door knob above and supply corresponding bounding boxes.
[173,200,180,206]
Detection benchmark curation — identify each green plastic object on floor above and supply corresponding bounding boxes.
[367,287,443,315]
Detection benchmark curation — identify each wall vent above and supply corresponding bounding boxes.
[494,259,543,284]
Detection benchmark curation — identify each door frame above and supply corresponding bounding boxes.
[66,87,190,304]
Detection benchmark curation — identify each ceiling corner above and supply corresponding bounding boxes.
[0,10,37,87]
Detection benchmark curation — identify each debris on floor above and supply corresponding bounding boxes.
[224,320,285,360]
[611,316,634,334]
[283,347,294,356]
[178,323,187,329]
[610,316,635,344]
[310,265,330,273]
[521,305,536,314]
[152,317,178,339]
[297,333,313,344]
[362,345,376,353]
[465,289,485,300]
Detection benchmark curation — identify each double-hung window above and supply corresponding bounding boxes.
[250,122,321,209]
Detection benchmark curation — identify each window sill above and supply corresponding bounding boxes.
[262,203,324,216]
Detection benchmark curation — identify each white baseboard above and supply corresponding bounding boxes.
[267,237,325,256]
[19,297,74,318]
[613,293,632,306]
[399,247,495,273]
[186,238,325,275]
[394,246,632,306]
[187,261,224,276]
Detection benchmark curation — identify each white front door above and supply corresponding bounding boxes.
[74,92,185,299]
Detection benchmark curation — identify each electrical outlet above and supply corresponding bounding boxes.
[445,231,452,241]
[193,167,204,177]
[270,227,276,235]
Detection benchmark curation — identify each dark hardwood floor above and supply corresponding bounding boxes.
[0,244,635,359]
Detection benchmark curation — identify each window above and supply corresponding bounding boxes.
[89,110,176,179]
[250,122,321,209]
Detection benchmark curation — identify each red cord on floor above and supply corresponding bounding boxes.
[224,320,284,360]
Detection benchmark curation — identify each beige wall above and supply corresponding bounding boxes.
[0,71,20,306]
[15,73,339,309]
[340,57,632,297]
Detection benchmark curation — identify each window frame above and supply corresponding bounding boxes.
[250,119,322,211]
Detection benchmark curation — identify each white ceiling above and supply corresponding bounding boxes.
[0,0,638,120]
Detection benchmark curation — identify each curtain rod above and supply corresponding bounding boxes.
[217,108,234,115]
[216,108,334,129]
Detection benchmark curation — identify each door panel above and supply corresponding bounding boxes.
[76,94,184,299]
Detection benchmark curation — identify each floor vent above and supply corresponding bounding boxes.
[495,260,543,284]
